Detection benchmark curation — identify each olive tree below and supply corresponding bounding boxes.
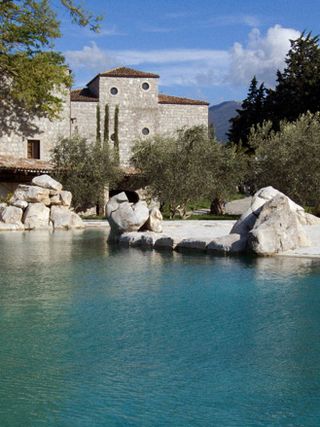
[131,126,246,218]
[51,136,122,212]
[249,112,320,206]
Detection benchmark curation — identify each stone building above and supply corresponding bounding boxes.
[0,66,209,198]
[70,67,209,165]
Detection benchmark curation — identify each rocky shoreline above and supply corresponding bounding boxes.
[106,187,320,257]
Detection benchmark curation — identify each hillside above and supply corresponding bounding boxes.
[209,101,241,142]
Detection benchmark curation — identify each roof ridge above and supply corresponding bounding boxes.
[159,93,209,106]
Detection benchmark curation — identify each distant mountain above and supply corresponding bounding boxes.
[209,101,241,142]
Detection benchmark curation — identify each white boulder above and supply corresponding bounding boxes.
[23,203,50,230]
[0,206,23,224]
[106,192,150,234]
[60,191,72,207]
[0,203,7,216]
[32,174,62,192]
[0,222,24,231]
[143,207,163,233]
[231,186,320,236]
[207,234,247,254]
[11,199,28,209]
[248,194,310,255]
[12,184,50,204]
[50,205,84,229]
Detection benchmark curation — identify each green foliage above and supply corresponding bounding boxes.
[265,32,320,128]
[96,104,101,144]
[249,112,320,206]
[0,1,100,135]
[51,135,123,211]
[103,104,109,144]
[228,76,266,149]
[229,32,320,145]
[114,105,120,164]
[131,126,247,218]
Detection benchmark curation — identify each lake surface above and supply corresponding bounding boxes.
[1,230,320,426]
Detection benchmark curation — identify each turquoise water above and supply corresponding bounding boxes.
[1,230,320,426]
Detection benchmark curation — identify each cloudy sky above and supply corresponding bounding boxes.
[55,0,320,105]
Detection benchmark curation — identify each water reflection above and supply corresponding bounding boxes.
[1,231,320,426]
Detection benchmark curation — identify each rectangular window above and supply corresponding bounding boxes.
[27,140,40,159]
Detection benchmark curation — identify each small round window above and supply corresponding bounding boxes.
[142,82,150,91]
[110,87,118,95]
[142,127,150,135]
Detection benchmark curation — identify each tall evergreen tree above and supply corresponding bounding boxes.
[265,32,320,128]
[228,76,266,149]
[103,104,109,145]
[96,104,101,144]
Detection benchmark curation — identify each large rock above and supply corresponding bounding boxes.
[32,174,62,192]
[207,234,247,254]
[50,205,84,229]
[60,191,72,207]
[142,207,163,233]
[23,203,50,230]
[231,186,320,236]
[0,203,7,216]
[0,205,23,224]
[12,184,50,204]
[248,194,310,255]
[106,192,150,235]
[11,199,28,209]
[0,222,24,231]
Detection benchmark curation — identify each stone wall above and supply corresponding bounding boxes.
[0,89,71,161]
[158,104,208,135]
[70,101,97,143]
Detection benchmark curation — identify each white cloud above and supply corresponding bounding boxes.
[65,42,230,86]
[65,25,301,90]
[228,25,301,86]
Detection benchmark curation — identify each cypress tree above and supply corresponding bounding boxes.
[103,103,109,145]
[228,76,266,150]
[96,104,101,145]
[114,105,120,164]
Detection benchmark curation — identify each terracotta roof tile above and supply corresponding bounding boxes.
[87,67,160,85]
[158,94,209,106]
[100,67,160,78]
[71,88,99,102]
[0,155,53,172]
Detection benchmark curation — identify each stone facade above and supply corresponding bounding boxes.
[0,67,209,168]
[70,67,209,166]
[0,89,70,160]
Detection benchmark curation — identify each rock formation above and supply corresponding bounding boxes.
[106,192,163,237]
[0,174,84,231]
[209,186,319,255]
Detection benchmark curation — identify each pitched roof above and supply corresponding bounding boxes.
[87,67,160,85]
[100,67,160,78]
[71,88,99,102]
[158,94,209,106]
[0,155,53,173]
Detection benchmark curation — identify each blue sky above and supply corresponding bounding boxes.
[54,0,320,105]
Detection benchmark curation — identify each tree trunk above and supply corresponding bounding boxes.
[210,197,225,215]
